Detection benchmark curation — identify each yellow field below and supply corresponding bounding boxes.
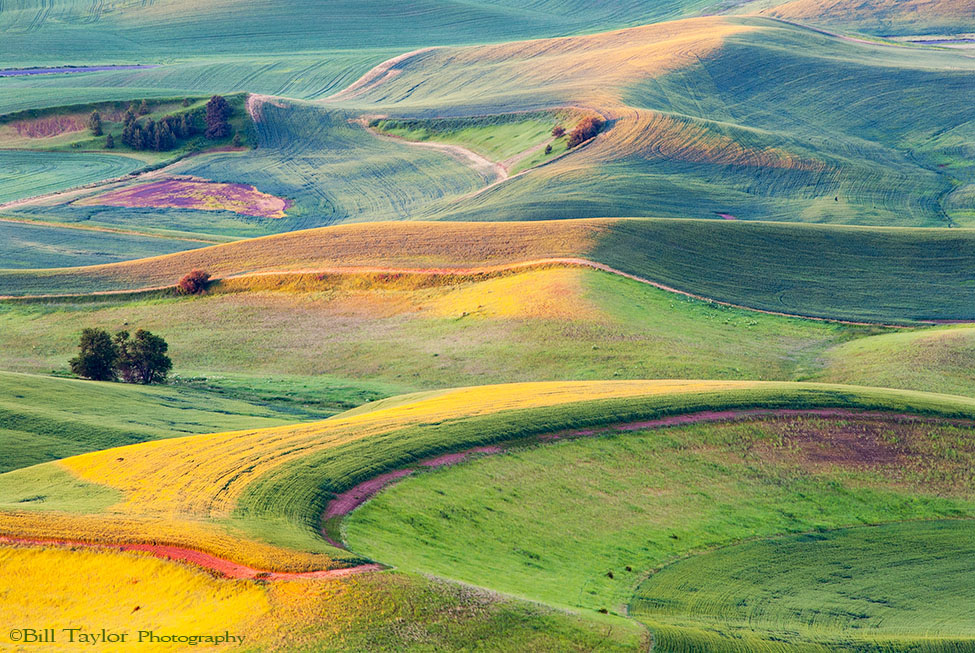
[0,380,758,568]
[0,545,414,651]
[0,512,341,572]
[0,546,270,651]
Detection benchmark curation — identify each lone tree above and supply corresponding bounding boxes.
[115,330,172,384]
[88,110,103,136]
[177,269,211,294]
[567,116,604,148]
[69,328,118,381]
[205,95,232,140]
[137,99,150,115]
[105,133,115,149]
[551,125,565,138]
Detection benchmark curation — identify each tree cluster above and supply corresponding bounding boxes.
[69,328,172,384]
[568,116,604,148]
[121,109,196,152]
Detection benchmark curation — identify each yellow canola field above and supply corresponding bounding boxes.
[0,546,391,652]
[60,380,754,519]
[0,546,269,651]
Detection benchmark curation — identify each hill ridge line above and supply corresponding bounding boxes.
[0,257,921,327]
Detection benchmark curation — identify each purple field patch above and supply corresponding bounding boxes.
[80,178,291,219]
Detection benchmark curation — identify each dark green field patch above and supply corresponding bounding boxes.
[633,520,975,651]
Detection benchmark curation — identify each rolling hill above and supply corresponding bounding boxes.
[4,219,975,323]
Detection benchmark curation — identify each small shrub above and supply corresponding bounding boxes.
[551,125,565,138]
[232,132,242,147]
[178,269,211,295]
[567,116,604,148]
[137,99,150,115]
[544,144,552,155]
[105,133,114,149]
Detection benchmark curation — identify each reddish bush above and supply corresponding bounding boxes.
[567,116,604,148]
[551,125,566,138]
[177,269,211,294]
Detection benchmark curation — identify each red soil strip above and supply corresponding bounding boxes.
[420,446,503,468]
[80,179,291,219]
[0,536,381,580]
[324,469,414,520]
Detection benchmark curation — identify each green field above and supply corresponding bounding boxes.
[3,15,971,246]
[344,410,975,610]
[634,520,975,651]
[229,382,975,564]
[0,0,715,64]
[350,18,974,227]
[0,150,141,204]
[0,269,874,395]
[373,112,568,167]
[5,100,487,237]
[0,370,298,472]
[0,220,205,269]
[813,326,975,398]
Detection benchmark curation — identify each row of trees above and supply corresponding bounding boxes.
[70,328,172,384]
[86,96,235,152]
[121,111,194,151]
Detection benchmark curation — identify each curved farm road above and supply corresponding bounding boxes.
[361,122,506,185]
[0,535,381,580]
